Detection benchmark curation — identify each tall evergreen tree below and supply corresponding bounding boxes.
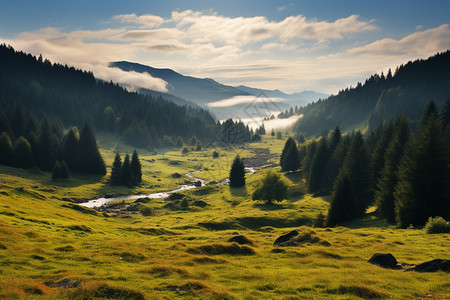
[0,131,13,166]
[281,137,300,172]
[131,150,142,186]
[327,126,341,154]
[326,174,355,226]
[394,113,450,227]
[120,154,132,186]
[78,123,106,175]
[51,161,61,180]
[341,132,372,216]
[37,117,59,171]
[375,115,410,223]
[442,97,450,128]
[370,122,395,183]
[59,160,70,179]
[229,155,245,188]
[12,136,34,168]
[110,153,122,185]
[308,138,329,194]
[420,100,439,126]
[280,137,295,170]
[320,135,351,195]
[63,126,80,172]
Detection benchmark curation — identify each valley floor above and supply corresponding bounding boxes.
[0,136,448,299]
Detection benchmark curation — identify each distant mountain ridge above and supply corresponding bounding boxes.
[110,61,328,120]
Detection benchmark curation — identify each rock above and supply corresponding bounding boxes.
[228,235,255,246]
[192,200,208,207]
[274,230,299,246]
[207,181,217,185]
[104,194,114,198]
[408,259,450,272]
[170,172,182,178]
[166,192,184,201]
[367,253,401,269]
[194,181,202,187]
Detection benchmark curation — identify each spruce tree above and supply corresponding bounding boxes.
[110,153,122,185]
[420,100,439,126]
[375,115,410,223]
[370,122,394,183]
[229,155,245,188]
[326,174,355,226]
[120,154,132,186]
[0,131,13,166]
[341,132,372,216]
[308,138,328,194]
[394,113,449,227]
[78,123,106,175]
[37,117,59,171]
[63,126,80,172]
[280,137,295,170]
[442,97,450,128]
[327,126,341,154]
[59,160,70,179]
[131,150,142,186]
[280,137,300,172]
[51,161,61,180]
[12,136,34,168]
[320,135,351,195]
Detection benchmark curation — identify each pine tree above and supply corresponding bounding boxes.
[110,153,122,185]
[130,150,142,186]
[59,160,70,179]
[420,100,439,126]
[78,123,106,175]
[12,136,34,168]
[0,131,13,166]
[320,135,351,195]
[51,161,61,180]
[120,154,132,186]
[394,113,449,227]
[326,174,355,226]
[280,137,295,170]
[280,137,300,172]
[375,115,410,223]
[271,128,275,136]
[37,117,59,171]
[63,126,80,172]
[442,97,450,128]
[252,171,288,204]
[341,132,372,216]
[229,155,245,188]
[370,122,394,184]
[308,138,329,194]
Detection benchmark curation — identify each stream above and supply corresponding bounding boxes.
[80,168,255,208]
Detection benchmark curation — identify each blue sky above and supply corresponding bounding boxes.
[1,0,449,94]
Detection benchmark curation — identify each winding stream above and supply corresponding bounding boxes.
[80,168,255,208]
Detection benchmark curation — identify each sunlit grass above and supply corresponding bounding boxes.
[0,135,448,299]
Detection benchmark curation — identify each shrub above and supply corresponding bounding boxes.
[139,206,154,216]
[252,171,288,204]
[425,216,450,234]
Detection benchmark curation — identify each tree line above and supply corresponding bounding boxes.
[0,104,106,177]
[0,44,219,148]
[110,150,142,187]
[281,99,450,227]
[293,51,450,137]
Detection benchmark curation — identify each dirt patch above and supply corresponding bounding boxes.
[242,148,278,168]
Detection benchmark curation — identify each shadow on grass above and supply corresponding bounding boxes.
[339,211,392,229]
[252,202,294,211]
[230,186,247,197]
[283,171,303,183]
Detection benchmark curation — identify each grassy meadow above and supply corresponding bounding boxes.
[0,134,448,299]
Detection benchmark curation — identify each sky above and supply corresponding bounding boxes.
[1,0,449,94]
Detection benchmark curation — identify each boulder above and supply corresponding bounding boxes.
[194,180,202,187]
[228,235,255,246]
[367,253,401,269]
[408,259,450,272]
[273,230,299,246]
[170,173,182,178]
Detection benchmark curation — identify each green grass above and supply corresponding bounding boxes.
[0,134,449,299]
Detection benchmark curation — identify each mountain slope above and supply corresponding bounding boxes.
[110,61,249,105]
[294,50,450,136]
[0,45,218,147]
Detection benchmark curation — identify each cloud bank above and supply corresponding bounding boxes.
[1,10,449,94]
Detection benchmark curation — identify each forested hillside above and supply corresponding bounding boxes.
[0,45,219,147]
[293,51,450,136]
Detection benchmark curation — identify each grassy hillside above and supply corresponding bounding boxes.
[0,135,449,299]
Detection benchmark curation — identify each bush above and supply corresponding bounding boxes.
[313,212,326,228]
[252,171,288,204]
[139,206,154,216]
[425,216,450,234]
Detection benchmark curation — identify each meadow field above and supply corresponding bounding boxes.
[0,135,448,299]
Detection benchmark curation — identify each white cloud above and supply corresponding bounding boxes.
[112,13,164,28]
